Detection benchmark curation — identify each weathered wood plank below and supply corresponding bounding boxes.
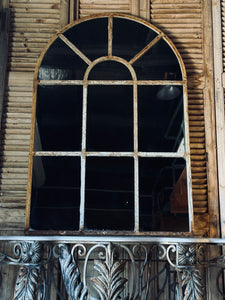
[151,3,201,9]
[151,0,201,3]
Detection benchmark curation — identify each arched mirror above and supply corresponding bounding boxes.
[26,14,193,235]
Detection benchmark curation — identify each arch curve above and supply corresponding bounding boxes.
[35,13,186,82]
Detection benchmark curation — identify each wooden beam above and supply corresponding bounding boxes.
[140,0,150,21]
[212,0,225,238]
[203,0,220,238]
[60,0,69,27]
[131,0,140,17]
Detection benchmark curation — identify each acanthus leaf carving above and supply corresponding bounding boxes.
[91,247,127,300]
[58,244,88,300]
[14,266,40,300]
[180,268,205,300]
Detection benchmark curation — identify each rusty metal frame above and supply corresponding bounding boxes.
[25,13,193,236]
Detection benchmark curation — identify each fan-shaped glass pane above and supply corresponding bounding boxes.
[113,17,158,61]
[38,38,88,80]
[64,17,108,61]
[133,39,182,80]
[88,60,132,80]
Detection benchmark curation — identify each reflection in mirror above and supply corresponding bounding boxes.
[87,85,133,151]
[133,39,182,80]
[138,85,184,152]
[85,157,134,230]
[35,85,82,151]
[139,157,188,231]
[30,157,80,230]
[38,38,88,80]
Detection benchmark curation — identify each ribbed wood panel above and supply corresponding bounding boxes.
[0,72,33,229]
[8,0,61,71]
[222,0,225,70]
[79,0,131,18]
[150,0,207,213]
[0,0,65,228]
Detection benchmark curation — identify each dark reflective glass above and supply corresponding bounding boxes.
[85,157,134,230]
[113,17,158,61]
[139,157,188,231]
[138,85,184,152]
[64,18,108,61]
[133,39,182,80]
[88,60,132,80]
[30,157,80,230]
[86,85,133,151]
[35,85,82,151]
[39,38,88,80]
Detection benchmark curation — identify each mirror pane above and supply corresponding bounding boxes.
[30,157,80,230]
[138,85,184,152]
[35,85,82,151]
[139,157,188,231]
[86,85,133,151]
[85,157,134,230]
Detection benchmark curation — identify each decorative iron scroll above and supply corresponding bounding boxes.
[1,240,224,299]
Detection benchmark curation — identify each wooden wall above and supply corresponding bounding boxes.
[0,0,219,236]
[0,0,68,230]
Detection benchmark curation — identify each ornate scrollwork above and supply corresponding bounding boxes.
[0,240,217,299]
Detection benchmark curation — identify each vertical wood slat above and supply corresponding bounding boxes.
[150,0,208,218]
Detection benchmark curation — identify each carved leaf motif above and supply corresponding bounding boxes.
[181,268,204,300]
[59,245,88,300]
[14,267,40,300]
[92,259,127,300]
